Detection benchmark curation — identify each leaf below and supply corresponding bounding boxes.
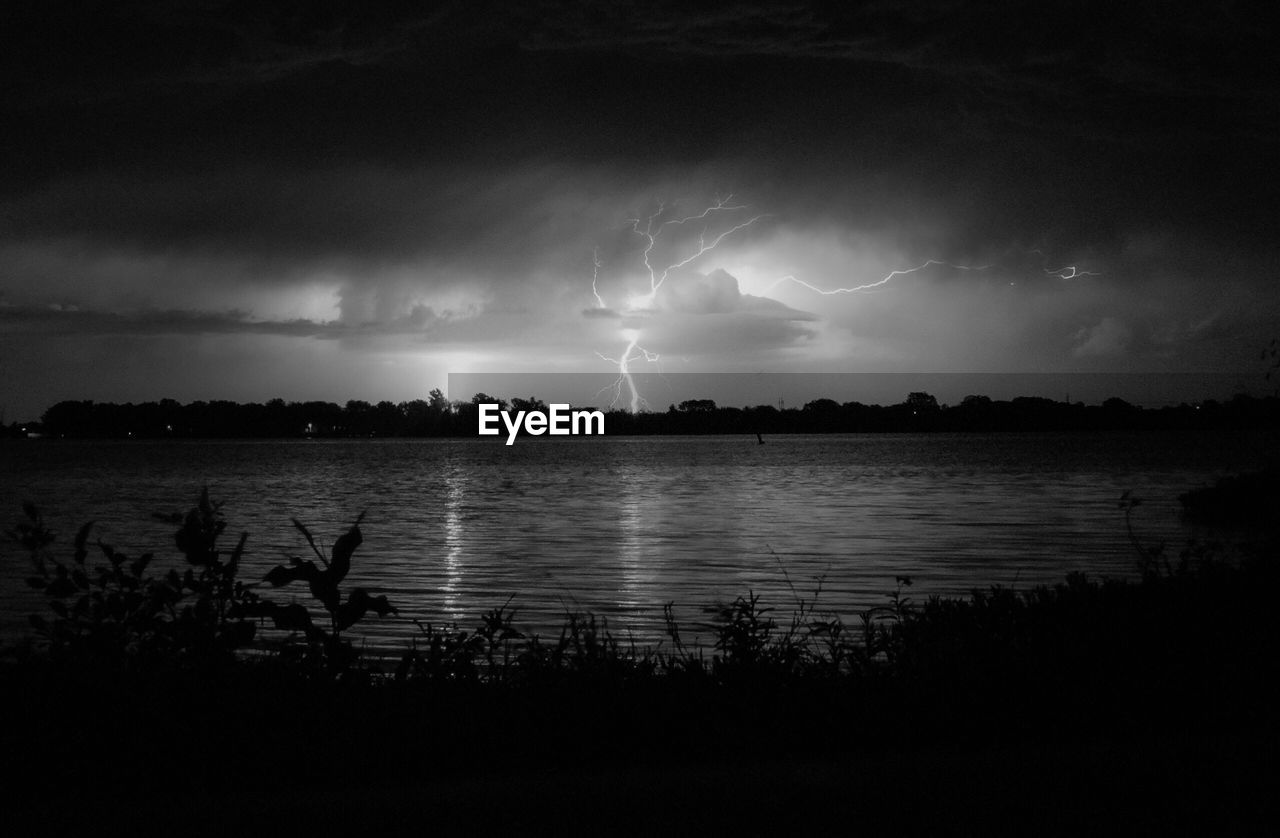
[131,553,153,577]
[228,532,248,575]
[25,576,47,590]
[335,588,396,632]
[28,614,48,632]
[329,519,363,585]
[73,521,94,564]
[268,603,316,633]
[22,501,38,523]
[264,561,318,588]
[176,508,211,565]
[291,518,327,567]
[308,576,340,613]
[366,593,395,618]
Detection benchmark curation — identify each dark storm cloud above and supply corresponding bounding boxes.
[640,310,816,359]
[0,303,453,340]
[581,267,818,356]
[8,1,1276,144]
[0,305,320,338]
[518,0,1280,160]
[5,1,1276,251]
[1,163,596,263]
[525,2,1278,103]
[1,1,1277,417]
[516,2,1280,249]
[1,0,468,107]
[0,164,681,334]
[655,268,815,320]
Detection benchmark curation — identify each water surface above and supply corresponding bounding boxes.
[0,432,1261,649]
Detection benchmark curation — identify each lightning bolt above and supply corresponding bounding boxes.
[588,200,1100,411]
[595,330,660,413]
[764,259,991,295]
[1027,248,1100,280]
[590,248,607,309]
[626,195,768,308]
[764,247,1099,295]
[592,196,763,410]
[1043,265,1099,280]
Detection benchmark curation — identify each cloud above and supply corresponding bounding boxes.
[592,268,820,358]
[654,268,817,319]
[9,1,1275,116]
[0,2,1276,414]
[0,303,452,341]
[1,1,480,107]
[637,311,817,360]
[521,2,1279,104]
[0,305,329,337]
[1072,317,1132,358]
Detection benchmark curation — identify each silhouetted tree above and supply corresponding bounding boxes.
[470,393,507,410]
[905,392,940,412]
[510,396,547,413]
[20,392,1280,437]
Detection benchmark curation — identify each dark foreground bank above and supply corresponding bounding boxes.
[5,498,1279,831]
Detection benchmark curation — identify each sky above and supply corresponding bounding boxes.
[2,1,1278,420]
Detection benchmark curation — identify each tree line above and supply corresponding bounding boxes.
[6,390,1279,439]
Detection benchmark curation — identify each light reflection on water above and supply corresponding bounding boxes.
[442,463,465,622]
[0,432,1263,649]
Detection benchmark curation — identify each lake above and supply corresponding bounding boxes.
[0,432,1265,651]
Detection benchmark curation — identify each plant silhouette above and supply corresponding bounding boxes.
[8,488,258,671]
[260,512,396,674]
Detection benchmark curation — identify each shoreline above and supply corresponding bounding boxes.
[6,499,1277,826]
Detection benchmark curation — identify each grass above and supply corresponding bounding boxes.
[4,492,1279,828]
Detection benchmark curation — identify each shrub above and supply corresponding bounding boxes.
[7,489,258,672]
[258,513,397,675]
